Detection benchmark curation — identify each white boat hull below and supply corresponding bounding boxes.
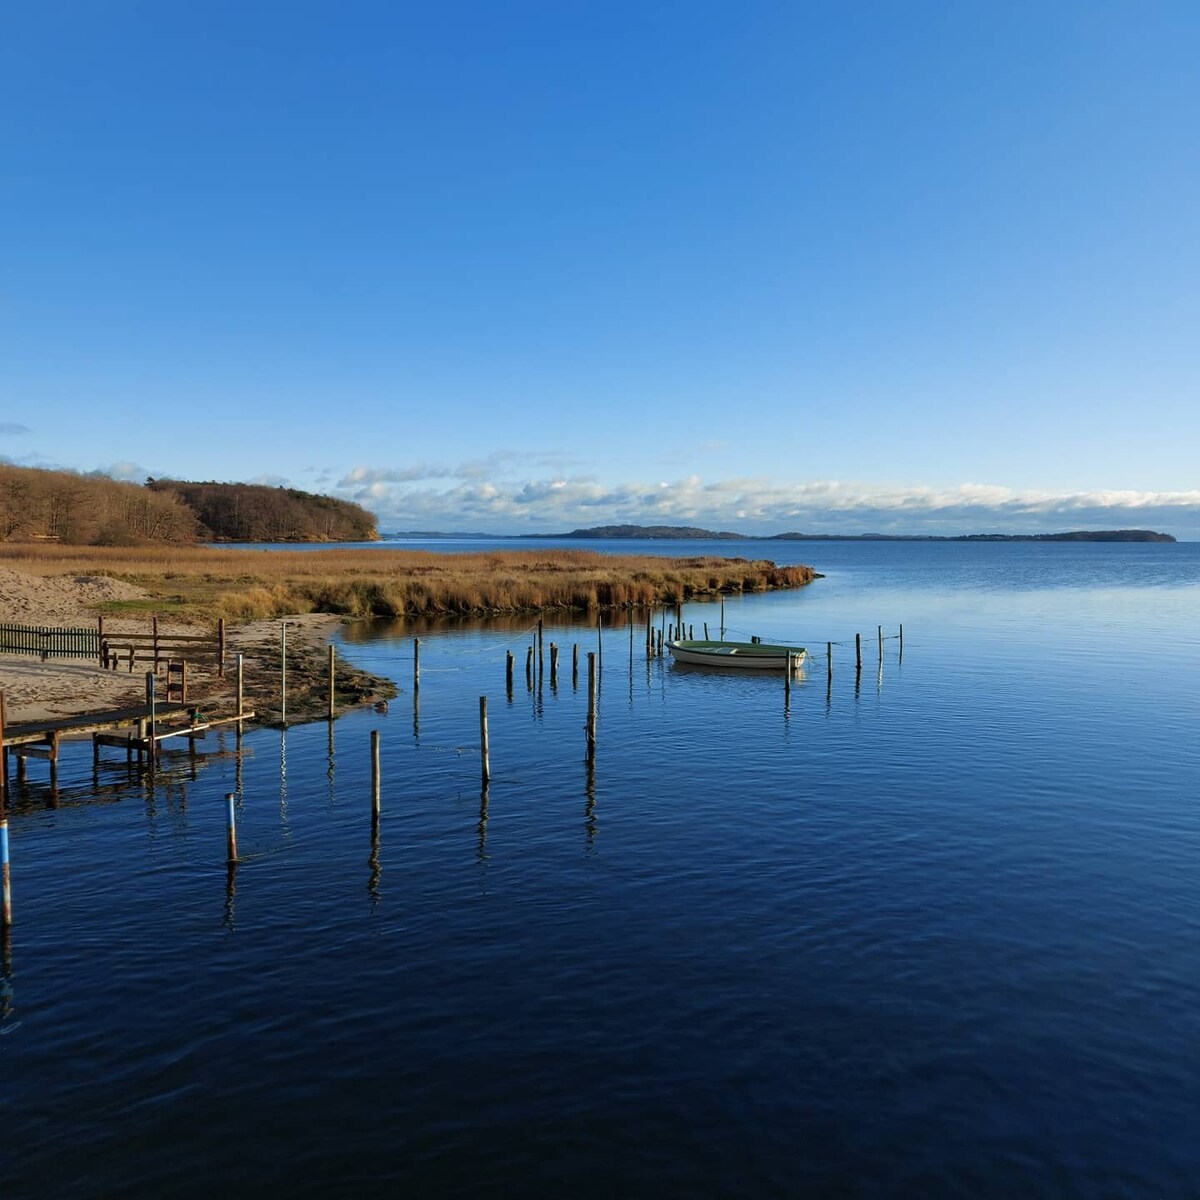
[667,640,807,670]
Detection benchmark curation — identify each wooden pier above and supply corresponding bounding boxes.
[0,695,254,786]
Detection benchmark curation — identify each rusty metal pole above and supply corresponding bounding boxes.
[225,792,238,864]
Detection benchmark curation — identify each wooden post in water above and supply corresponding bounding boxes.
[506,651,514,694]
[573,643,579,684]
[827,642,833,682]
[146,671,157,764]
[784,654,792,702]
[537,620,544,676]
[224,792,238,864]
[0,692,9,928]
[646,607,653,656]
[479,696,490,783]
[526,646,533,687]
[586,652,597,765]
[704,622,709,640]
[878,625,884,664]
[413,638,420,692]
[550,643,559,686]
[218,618,226,678]
[328,644,336,720]
[855,633,862,673]
[370,730,381,822]
[280,620,288,726]
[657,629,663,656]
[899,624,904,662]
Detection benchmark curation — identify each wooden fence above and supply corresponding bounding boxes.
[0,618,225,677]
[0,624,101,661]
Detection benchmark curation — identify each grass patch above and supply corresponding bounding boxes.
[1,544,819,621]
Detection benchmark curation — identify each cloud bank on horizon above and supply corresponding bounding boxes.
[332,464,1200,538]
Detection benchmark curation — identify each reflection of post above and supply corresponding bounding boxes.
[413,638,420,693]
[584,761,597,851]
[0,922,13,1019]
[477,784,489,862]
[368,819,381,903]
[279,730,289,828]
[327,722,336,804]
[586,652,597,765]
[224,862,237,930]
[413,689,420,740]
[784,654,792,706]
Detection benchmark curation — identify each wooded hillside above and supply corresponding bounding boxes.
[0,464,377,544]
[147,479,377,542]
[0,464,198,544]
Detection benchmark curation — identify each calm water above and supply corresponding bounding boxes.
[2,540,1198,1197]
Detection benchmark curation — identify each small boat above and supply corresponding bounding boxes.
[668,638,807,670]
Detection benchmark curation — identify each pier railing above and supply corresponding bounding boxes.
[0,624,101,661]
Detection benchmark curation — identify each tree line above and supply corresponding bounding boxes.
[0,464,377,545]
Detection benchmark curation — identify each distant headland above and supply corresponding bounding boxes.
[524,525,1178,543]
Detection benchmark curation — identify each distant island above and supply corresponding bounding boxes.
[535,525,1177,543]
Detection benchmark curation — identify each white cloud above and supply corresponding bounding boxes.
[329,467,1200,537]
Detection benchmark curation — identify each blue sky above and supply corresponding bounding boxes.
[3,2,1199,536]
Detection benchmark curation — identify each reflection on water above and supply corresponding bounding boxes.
[2,542,1199,1197]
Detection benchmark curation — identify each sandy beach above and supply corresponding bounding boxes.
[0,565,392,727]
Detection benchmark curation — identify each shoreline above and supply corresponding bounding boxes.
[0,565,397,728]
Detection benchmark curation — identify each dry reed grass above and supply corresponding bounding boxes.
[0,544,818,620]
